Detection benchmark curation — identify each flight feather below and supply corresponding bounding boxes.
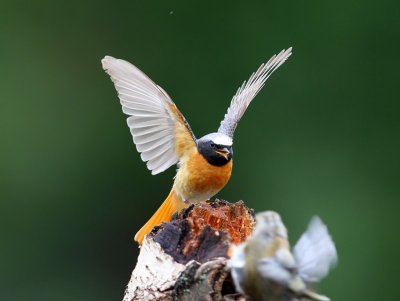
[218,48,292,138]
[102,56,196,175]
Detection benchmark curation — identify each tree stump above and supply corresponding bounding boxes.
[123,200,255,301]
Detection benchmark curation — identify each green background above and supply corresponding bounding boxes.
[1,0,399,300]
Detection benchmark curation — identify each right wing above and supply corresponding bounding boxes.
[218,48,292,138]
[293,216,338,282]
[102,56,197,175]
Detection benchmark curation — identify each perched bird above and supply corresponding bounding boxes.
[102,48,292,244]
[229,211,338,301]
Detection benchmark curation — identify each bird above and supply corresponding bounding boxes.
[229,211,338,301]
[101,48,292,244]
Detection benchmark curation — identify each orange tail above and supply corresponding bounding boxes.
[134,190,188,245]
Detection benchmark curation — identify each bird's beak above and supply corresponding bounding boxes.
[216,148,230,159]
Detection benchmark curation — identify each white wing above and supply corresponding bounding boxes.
[293,216,338,282]
[102,56,196,175]
[218,48,292,138]
[257,256,293,286]
[228,244,246,294]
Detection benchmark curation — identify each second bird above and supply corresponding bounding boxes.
[102,48,292,244]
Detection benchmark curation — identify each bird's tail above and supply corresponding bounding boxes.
[134,190,188,245]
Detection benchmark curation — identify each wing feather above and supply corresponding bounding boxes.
[135,135,175,153]
[140,142,172,161]
[228,244,246,294]
[102,56,196,175]
[130,125,170,137]
[293,216,338,283]
[218,48,292,138]
[146,149,174,170]
[133,129,172,144]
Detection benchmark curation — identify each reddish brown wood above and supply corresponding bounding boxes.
[151,200,255,264]
[124,199,255,301]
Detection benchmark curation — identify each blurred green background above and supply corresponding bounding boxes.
[1,0,399,300]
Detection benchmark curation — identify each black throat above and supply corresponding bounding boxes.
[197,141,233,167]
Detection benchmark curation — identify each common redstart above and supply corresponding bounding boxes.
[102,48,292,244]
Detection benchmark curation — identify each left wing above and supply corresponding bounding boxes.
[228,243,246,294]
[218,48,292,138]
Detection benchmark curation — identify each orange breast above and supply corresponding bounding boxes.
[174,151,233,203]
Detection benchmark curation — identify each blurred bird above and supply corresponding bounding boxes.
[229,211,337,301]
[102,48,292,244]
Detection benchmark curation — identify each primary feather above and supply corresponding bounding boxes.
[293,216,338,283]
[102,56,195,175]
[218,47,292,138]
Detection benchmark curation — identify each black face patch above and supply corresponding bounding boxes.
[197,140,233,166]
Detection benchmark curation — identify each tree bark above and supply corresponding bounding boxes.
[123,200,254,301]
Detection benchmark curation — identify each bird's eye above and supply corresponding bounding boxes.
[210,143,216,148]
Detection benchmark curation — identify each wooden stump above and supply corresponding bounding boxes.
[123,200,255,301]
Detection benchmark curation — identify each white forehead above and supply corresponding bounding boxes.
[198,132,233,146]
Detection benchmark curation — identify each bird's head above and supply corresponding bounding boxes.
[254,211,288,239]
[197,133,233,166]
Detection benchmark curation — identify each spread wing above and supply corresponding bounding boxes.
[218,48,292,138]
[102,56,196,175]
[293,216,338,283]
